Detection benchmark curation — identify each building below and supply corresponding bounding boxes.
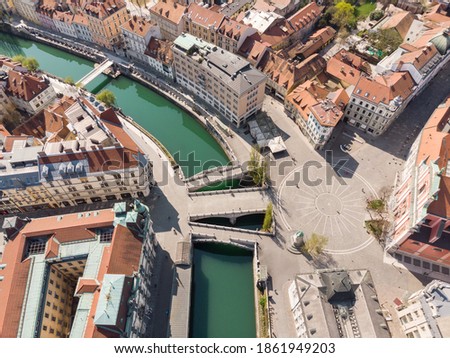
[380,11,415,40]
[253,0,301,17]
[144,37,174,79]
[83,0,130,49]
[287,26,336,61]
[387,97,450,278]
[121,16,161,64]
[0,96,152,214]
[258,52,326,99]
[288,269,391,338]
[184,3,225,44]
[396,280,450,337]
[216,18,257,54]
[53,10,78,38]
[0,71,16,124]
[0,201,156,338]
[36,0,58,31]
[149,0,186,41]
[238,35,271,67]
[172,33,266,127]
[5,69,56,115]
[285,80,348,149]
[345,71,415,135]
[13,0,40,24]
[72,13,93,43]
[326,49,367,88]
[376,27,450,93]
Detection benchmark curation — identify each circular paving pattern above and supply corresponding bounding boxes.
[277,162,378,255]
[315,193,342,216]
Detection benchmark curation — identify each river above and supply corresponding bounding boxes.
[190,243,256,338]
[0,32,229,177]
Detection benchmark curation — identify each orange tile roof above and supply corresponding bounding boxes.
[310,99,343,127]
[259,52,325,92]
[326,56,362,86]
[285,80,329,121]
[83,224,142,338]
[185,3,225,29]
[218,18,252,41]
[83,0,127,20]
[39,146,140,173]
[121,16,155,37]
[3,135,33,152]
[75,278,100,294]
[396,44,438,71]
[381,11,415,39]
[288,26,336,59]
[353,71,415,105]
[144,37,174,66]
[150,0,186,25]
[415,97,450,166]
[415,97,450,217]
[72,13,90,26]
[0,124,11,137]
[287,2,323,31]
[260,18,295,46]
[44,236,60,259]
[6,70,50,102]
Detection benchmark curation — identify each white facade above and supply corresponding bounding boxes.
[53,15,78,38]
[122,25,160,63]
[73,22,93,43]
[146,55,174,79]
[13,0,40,24]
[9,84,56,114]
[396,280,450,338]
[305,112,334,148]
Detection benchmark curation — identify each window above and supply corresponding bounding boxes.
[43,326,48,331]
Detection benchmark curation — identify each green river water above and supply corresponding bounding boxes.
[0,32,229,177]
[191,243,256,338]
[0,32,256,337]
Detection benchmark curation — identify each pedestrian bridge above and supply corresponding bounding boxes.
[76,59,113,88]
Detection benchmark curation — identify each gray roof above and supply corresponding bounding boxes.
[174,33,266,95]
[291,269,391,338]
[431,30,450,56]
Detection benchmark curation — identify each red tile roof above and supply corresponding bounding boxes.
[75,278,100,294]
[121,16,155,37]
[287,2,323,31]
[39,146,140,173]
[381,11,415,39]
[150,0,186,25]
[395,44,438,71]
[185,3,225,30]
[144,37,173,66]
[353,71,415,105]
[6,70,50,102]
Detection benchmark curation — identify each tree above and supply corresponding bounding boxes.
[301,233,328,258]
[12,55,25,64]
[64,76,75,85]
[248,146,268,186]
[262,203,273,231]
[12,56,39,71]
[96,89,116,107]
[22,57,39,71]
[368,29,402,57]
[331,1,357,30]
[370,9,384,21]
